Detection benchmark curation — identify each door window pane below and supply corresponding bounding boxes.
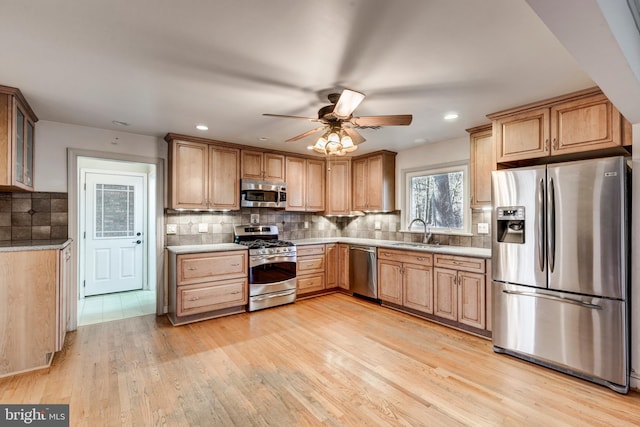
[95,184,135,238]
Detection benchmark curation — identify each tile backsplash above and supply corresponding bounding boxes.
[0,192,69,241]
[165,208,491,249]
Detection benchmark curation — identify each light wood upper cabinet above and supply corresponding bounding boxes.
[352,151,396,212]
[241,150,285,182]
[285,156,325,212]
[0,85,37,192]
[325,159,351,215]
[490,88,631,163]
[168,139,240,210]
[467,124,494,208]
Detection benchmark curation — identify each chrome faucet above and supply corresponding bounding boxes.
[409,218,432,244]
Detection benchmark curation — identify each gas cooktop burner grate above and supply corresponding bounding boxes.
[237,239,295,250]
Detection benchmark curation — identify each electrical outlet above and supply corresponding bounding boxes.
[166,224,177,235]
[374,221,382,230]
[477,223,489,234]
[250,214,260,224]
[304,221,309,229]
[198,223,208,233]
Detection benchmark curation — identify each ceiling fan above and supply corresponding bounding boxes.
[263,89,412,156]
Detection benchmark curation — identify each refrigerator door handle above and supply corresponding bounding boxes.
[502,290,602,309]
[537,178,545,272]
[547,176,556,273]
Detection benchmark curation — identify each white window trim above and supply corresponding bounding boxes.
[401,161,472,236]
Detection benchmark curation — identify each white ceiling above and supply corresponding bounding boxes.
[0,0,596,155]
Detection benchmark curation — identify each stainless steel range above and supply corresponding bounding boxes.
[234,224,297,311]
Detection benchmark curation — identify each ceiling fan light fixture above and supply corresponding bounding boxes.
[333,89,365,118]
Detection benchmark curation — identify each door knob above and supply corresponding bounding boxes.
[132,240,142,244]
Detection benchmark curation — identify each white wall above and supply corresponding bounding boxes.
[35,120,166,192]
[394,136,469,208]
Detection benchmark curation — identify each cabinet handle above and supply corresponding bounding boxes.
[188,296,200,301]
[545,139,549,151]
[452,261,462,265]
[417,257,425,261]
[383,252,391,256]
[230,291,241,295]
[231,263,240,267]
[188,267,198,271]
[553,138,558,150]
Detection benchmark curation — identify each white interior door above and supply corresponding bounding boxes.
[84,172,145,296]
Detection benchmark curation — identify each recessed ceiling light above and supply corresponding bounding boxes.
[306,145,314,150]
[196,124,208,131]
[112,120,130,126]
[444,113,459,121]
[258,136,269,141]
[413,138,427,144]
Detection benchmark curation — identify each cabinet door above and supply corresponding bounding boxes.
[337,243,349,290]
[241,150,264,180]
[366,155,384,210]
[209,146,240,210]
[457,271,486,329]
[57,246,71,351]
[285,156,306,211]
[551,94,622,155]
[264,153,285,182]
[378,259,402,305]
[170,140,208,209]
[325,243,338,289]
[403,263,433,314]
[495,107,550,162]
[326,159,351,215]
[306,159,325,211]
[469,127,494,208]
[433,267,457,321]
[352,158,368,210]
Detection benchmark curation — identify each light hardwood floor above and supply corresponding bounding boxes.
[1,293,639,426]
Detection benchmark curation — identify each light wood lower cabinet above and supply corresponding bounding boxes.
[433,254,486,330]
[0,245,71,378]
[378,249,433,313]
[325,243,338,289]
[169,250,248,325]
[337,243,349,291]
[296,244,325,296]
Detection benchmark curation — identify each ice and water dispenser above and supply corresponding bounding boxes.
[496,206,525,244]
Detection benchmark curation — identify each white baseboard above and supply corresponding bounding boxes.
[630,372,639,391]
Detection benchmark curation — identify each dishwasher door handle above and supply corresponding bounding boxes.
[350,246,375,253]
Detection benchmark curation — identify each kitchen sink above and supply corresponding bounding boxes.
[391,242,440,249]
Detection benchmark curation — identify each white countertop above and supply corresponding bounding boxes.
[166,243,247,254]
[292,238,491,258]
[0,239,73,252]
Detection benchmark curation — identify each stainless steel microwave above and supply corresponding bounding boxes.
[240,180,286,208]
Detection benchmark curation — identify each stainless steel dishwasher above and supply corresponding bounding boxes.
[349,245,378,299]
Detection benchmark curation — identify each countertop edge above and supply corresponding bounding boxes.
[0,238,73,252]
[166,243,248,254]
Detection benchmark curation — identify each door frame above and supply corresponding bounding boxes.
[80,168,148,298]
[68,148,165,331]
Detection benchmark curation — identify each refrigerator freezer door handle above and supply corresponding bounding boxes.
[502,290,602,309]
[537,178,545,272]
[547,177,556,273]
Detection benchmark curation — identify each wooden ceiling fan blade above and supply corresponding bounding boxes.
[333,89,365,118]
[286,126,326,142]
[343,126,366,144]
[263,113,320,122]
[350,114,413,127]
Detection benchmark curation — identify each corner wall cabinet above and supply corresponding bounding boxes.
[168,250,248,325]
[285,156,325,212]
[167,137,240,210]
[0,244,71,378]
[489,88,632,164]
[352,151,395,212]
[468,124,494,208]
[241,150,285,182]
[0,85,37,191]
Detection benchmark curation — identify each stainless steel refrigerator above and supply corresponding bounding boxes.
[491,156,629,393]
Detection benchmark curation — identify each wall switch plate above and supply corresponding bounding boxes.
[374,221,382,230]
[198,223,208,233]
[304,221,309,229]
[250,214,260,224]
[477,223,489,234]
[166,224,177,235]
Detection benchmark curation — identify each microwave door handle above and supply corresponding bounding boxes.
[547,176,555,273]
[537,178,545,272]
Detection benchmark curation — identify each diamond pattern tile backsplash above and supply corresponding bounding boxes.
[0,192,69,241]
[165,208,491,249]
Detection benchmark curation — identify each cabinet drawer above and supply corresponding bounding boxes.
[178,251,247,285]
[297,244,325,257]
[434,254,485,273]
[177,277,247,316]
[297,273,325,294]
[297,255,325,274]
[378,249,432,266]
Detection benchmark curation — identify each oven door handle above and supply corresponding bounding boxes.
[252,289,296,302]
